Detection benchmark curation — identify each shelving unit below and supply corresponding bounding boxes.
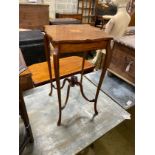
[77,0,96,24]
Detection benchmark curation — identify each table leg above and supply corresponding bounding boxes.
[80,51,87,83]
[53,47,62,126]
[44,34,53,96]
[94,41,112,115]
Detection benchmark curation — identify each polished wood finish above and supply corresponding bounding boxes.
[19,3,49,30]
[108,42,135,86]
[44,24,112,126]
[44,24,112,44]
[59,40,108,53]
[28,56,94,86]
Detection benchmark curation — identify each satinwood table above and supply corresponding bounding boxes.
[44,24,112,126]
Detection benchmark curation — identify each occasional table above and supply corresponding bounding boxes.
[44,24,112,126]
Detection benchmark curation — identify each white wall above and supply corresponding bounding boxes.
[55,0,78,14]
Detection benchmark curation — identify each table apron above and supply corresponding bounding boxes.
[55,40,108,53]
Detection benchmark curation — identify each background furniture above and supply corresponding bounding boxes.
[56,0,96,24]
[92,0,131,70]
[19,3,49,30]
[20,69,34,91]
[50,18,81,25]
[19,48,34,91]
[94,2,117,28]
[19,30,46,66]
[56,13,82,22]
[108,29,135,86]
[77,0,96,24]
[19,87,34,154]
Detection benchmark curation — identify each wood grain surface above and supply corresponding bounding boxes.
[28,56,94,86]
[44,24,112,44]
[108,42,135,85]
[19,69,34,91]
[19,3,49,30]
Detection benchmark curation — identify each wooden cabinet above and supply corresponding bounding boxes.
[108,40,135,86]
[77,0,96,23]
[19,69,34,91]
[19,3,49,30]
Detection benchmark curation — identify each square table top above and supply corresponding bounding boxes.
[44,24,112,44]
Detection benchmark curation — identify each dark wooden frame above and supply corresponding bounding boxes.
[19,86,34,154]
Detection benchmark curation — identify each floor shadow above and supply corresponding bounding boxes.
[61,114,96,128]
